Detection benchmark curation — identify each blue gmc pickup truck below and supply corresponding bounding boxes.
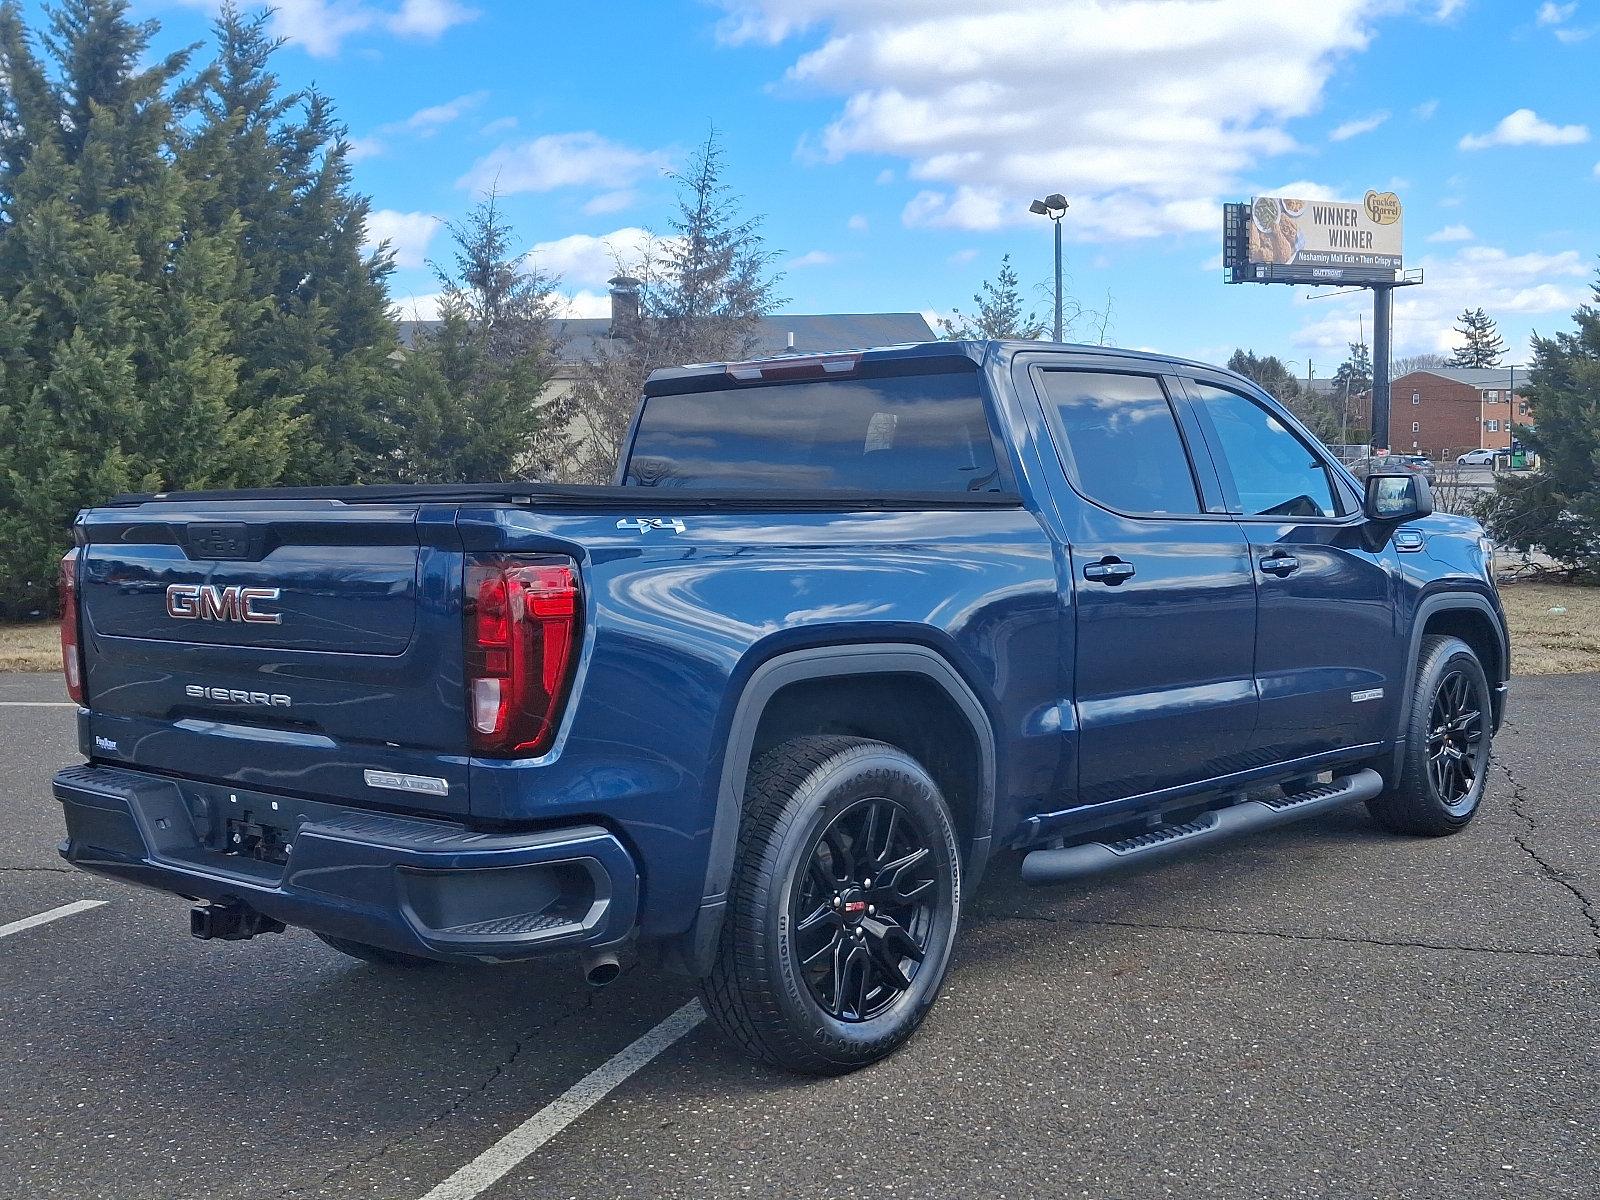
[53,340,1508,1074]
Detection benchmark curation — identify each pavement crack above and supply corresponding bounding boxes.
[0,864,72,874]
[288,965,634,1197]
[970,908,1590,960]
[1492,754,1600,958]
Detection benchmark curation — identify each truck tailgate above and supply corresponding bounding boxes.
[75,500,470,814]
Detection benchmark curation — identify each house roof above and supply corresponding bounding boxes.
[1399,367,1526,389]
[395,312,937,361]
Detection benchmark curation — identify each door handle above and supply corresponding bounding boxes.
[1083,559,1136,585]
[1259,554,1300,577]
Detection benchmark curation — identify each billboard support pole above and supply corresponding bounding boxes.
[1372,283,1393,452]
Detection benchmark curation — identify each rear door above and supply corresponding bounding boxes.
[1030,365,1259,806]
[1179,378,1401,760]
[76,500,471,814]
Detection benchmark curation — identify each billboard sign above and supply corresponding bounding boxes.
[1224,191,1403,285]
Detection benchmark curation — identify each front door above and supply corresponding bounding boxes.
[1182,379,1401,761]
[1032,367,1259,806]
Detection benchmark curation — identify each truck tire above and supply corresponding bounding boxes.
[315,932,439,968]
[1367,634,1492,836]
[699,736,962,1075]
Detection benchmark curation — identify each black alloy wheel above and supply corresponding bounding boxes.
[699,736,962,1075]
[1367,633,1493,836]
[1427,667,1487,814]
[791,795,940,1022]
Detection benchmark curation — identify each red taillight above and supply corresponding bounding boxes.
[464,556,581,757]
[59,547,85,705]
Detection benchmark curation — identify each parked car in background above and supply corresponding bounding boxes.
[1457,449,1497,466]
[1350,454,1436,484]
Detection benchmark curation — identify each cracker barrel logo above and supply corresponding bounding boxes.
[1363,190,1402,225]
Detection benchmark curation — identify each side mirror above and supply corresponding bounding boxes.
[1364,471,1433,523]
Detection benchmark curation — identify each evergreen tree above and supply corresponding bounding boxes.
[1332,339,1373,399]
[939,255,1047,340]
[570,128,783,483]
[0,0,291,616]
[1448,307,1507,368]
[1482,268,1600,578]
[1227,348,1339,441]
[1227,349,1303,404]
[393,194,566,482]
[186,4,399,485]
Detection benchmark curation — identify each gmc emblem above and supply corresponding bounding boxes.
[165,584,282,625]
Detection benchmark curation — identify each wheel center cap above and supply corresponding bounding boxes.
[840,888,868,922]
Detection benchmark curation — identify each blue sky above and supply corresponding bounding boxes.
[102,1,1600,370]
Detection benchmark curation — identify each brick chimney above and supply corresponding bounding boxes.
[608,275,641,339]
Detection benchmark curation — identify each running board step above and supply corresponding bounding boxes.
[1019,768,1384,886]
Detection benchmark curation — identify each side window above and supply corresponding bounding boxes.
[1036,371,1200,515]
[1189,383,1340,518]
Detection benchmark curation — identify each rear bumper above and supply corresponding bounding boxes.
[54,764,638,962]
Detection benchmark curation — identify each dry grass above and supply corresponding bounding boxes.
[1497,582,1600,676]
[2,584,1598,676]
[0,621,61,672]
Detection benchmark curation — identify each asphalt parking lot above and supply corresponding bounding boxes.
[2,670,1595,1199]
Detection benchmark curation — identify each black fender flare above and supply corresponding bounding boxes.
[1388,590,1509,781]
[678,642,998,976]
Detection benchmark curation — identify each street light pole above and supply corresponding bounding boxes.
[1029,193,1070,342]
[1052,216,1063,342]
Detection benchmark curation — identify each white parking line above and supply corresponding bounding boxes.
[0,701,76,707]
[419,999,706,1200]
[0,900,107,941]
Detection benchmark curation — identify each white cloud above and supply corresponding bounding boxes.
[364,209,442,269]
[583,189,639,215]
[846,213,869,232]
[1200,251,1224,271]
[1293,244,1589,357]
[948,248,979,265]
[553,291,613,320]
[1554,24,1594,41]
[789,249,837,268]
[460,132,671,196]
[1459,108,1590,150]
[391,290,447,322]
[525,228,656,288]
[1267,180,1345,198]
[178,0,476,57]
[1426,224,1474,242]
[403,92,488,133]
[1330,110,1389,141]
[1413,99,1439,120]
[717,1,1385,238]
[1537,1,1578,25]
[1594,161,1600,178]
[350,92,487,159]
[262,0,376,57]
[389,0,478,38]
[479,116,518,138]
[1430,0,1467,19]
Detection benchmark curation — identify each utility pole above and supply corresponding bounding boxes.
[1028,194,1070,341]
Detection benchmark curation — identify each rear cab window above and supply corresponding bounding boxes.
[623,362,1007,494]
[1034,370,1203,516]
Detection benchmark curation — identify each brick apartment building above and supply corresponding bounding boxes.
[1387,367,1532,459]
